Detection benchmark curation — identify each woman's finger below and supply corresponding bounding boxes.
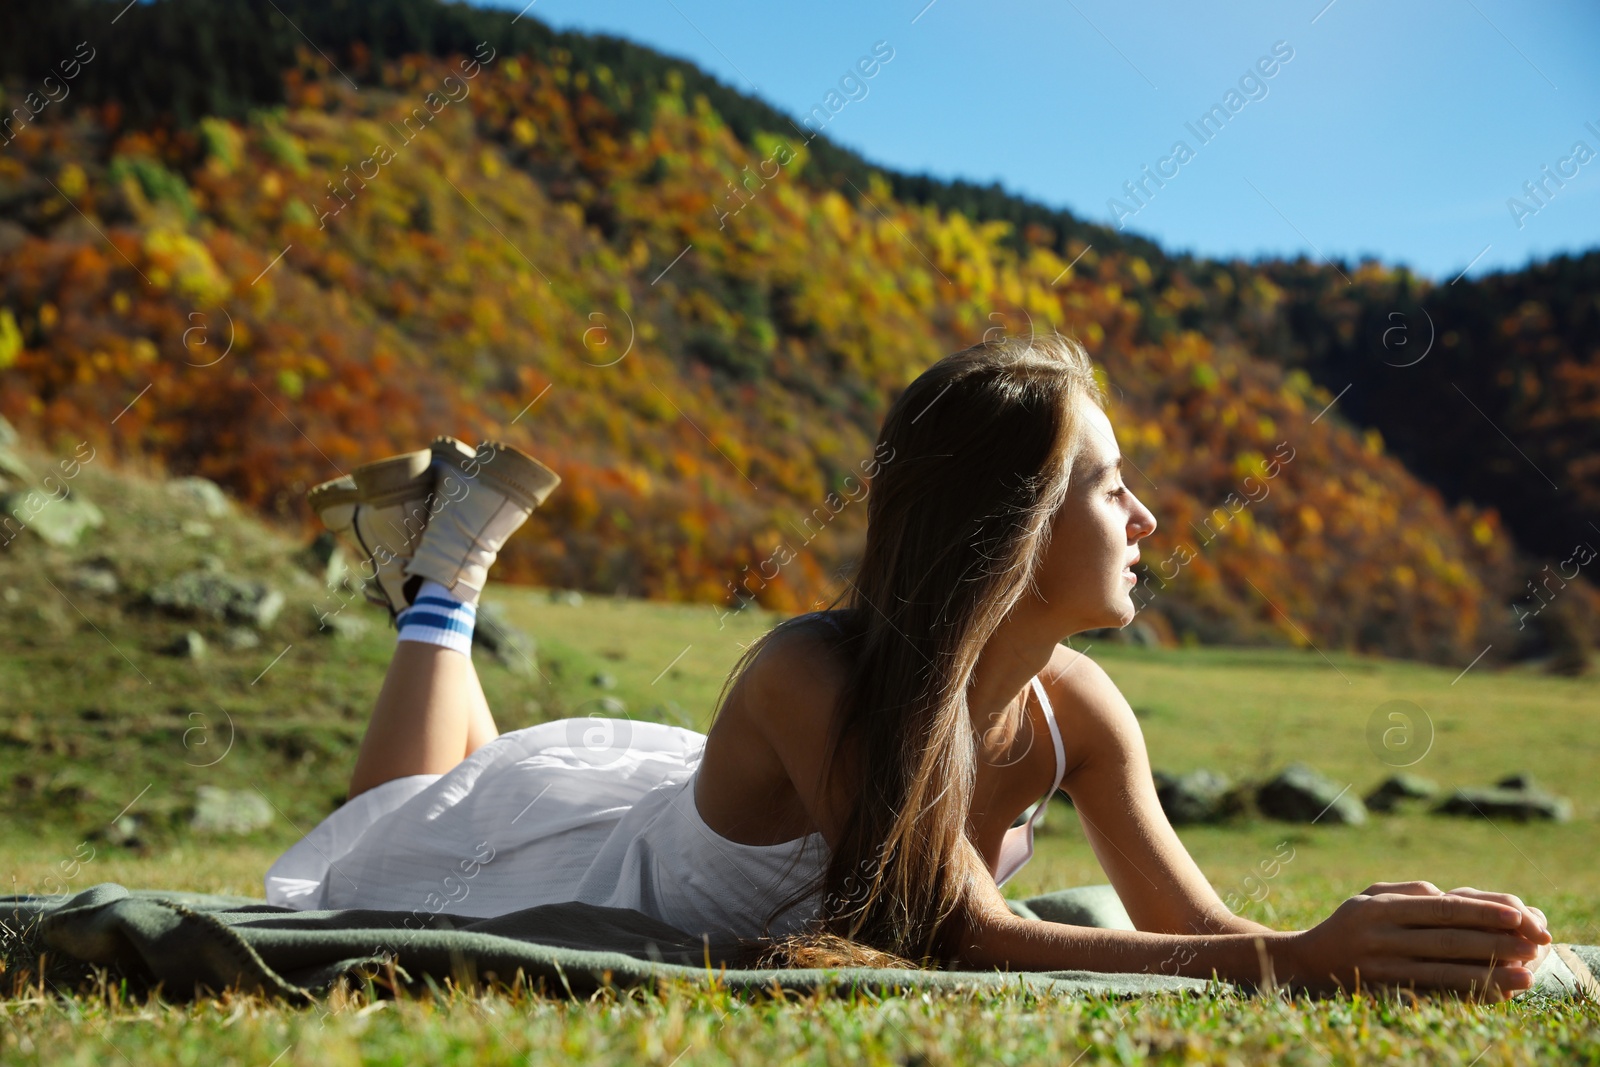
[1387,926,1541,963]
[1364,959,1534,1002]
[1445,888,1550,942]
[1367,892,1523,930]
[1360,880,1443,898]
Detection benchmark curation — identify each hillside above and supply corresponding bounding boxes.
[0,0,1595,668]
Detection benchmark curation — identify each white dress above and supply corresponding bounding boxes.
[265,619,1064,944]
[263,717,830,941]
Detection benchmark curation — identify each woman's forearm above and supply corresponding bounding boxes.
[955,911,1298,985]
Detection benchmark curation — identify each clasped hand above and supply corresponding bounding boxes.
[1287,880,1551,1002]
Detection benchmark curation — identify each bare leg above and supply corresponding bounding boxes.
[463,655,500,755]
[348,641,488,799]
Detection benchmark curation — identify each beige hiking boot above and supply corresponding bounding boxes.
[307,473,389,611]
[310,436,478,620]
[403,440,561,608]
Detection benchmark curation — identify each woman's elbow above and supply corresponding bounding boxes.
[941,906,1028,971]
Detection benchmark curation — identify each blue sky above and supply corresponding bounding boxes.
[477,0,1600,282]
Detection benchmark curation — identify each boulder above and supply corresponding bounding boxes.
[103,814,145,849]
[68,561,121,596]
[148,568,284,629]
[1257,762,1367,825]
[474,600,536,674]
[1364,773,1441,814]
[0,448,32,489]
[1153,768,1235,824]
[166,476,232,517]
[1124,619,1163,647]
[1434,775,1573,822]
[222,626,262,651]
[189,786,274,835]
[1,488,105,547]
[314,609,369,641]
[160,629,207,659]
[296,530,349,590]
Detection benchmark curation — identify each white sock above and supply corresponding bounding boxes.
[396,579,476,657]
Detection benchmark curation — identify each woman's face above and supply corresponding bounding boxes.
[1027,398,1158,635]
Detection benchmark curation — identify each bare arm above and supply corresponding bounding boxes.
[942,843,1546,999]
[943,843,1291,979]
[1043,647,1263,936]
[945,648,1550,998]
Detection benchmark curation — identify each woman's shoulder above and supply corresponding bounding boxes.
[1038,642,1133,711]
[760,609,857,670]
[743,611,855,713]
[1036,643,1143,775]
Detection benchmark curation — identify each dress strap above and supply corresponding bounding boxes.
[1027,675,1066,825]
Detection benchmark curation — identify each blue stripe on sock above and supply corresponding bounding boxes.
[397,611,475,636]
[412,594,476,614]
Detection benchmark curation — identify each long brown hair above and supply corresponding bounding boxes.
[712,332,1107,969]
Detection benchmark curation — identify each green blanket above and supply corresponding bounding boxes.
[3,883,1595,1004]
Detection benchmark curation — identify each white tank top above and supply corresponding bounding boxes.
[993,675,1068,887]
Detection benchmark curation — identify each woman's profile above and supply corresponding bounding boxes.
[264,333,1551,999]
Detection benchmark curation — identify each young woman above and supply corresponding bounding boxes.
[265,334,1551,1000]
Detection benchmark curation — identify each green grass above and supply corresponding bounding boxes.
[3,447,1599,1062]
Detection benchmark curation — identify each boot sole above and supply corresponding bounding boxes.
[472,441,562,510]
[431,435,477,469]
[349,449,434,508]
[308,475,359,531]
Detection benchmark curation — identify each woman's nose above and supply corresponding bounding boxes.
[1131,497,1157,540]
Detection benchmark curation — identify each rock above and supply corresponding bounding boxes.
[297,530,349,590]
[1257,762,1367,825]
[161,629,207,658]
[1154,768,1235,824]
[1364,773,1440,814]
[93,813,145,850]
[166,476,232,517]
[474,600,536,674]
[314,609,369,641]
[591,671,618,689]
[222,626,262,651]
[189,785,274,835]
[0,488,105,547]
[1434,783,1573,822]
[1434,787,1573,822]
[148,569,284,629]
[68,561,120,596]
[0,446,33,489]
[1124,619,1163,647]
